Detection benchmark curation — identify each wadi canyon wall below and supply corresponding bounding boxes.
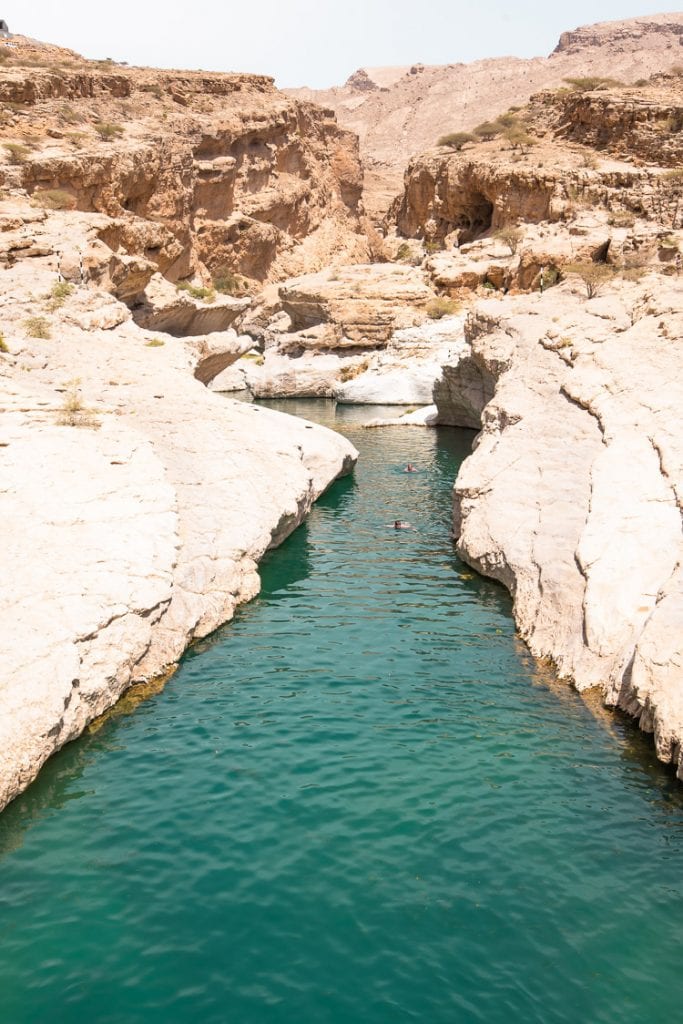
[0,39,364,811]
[289,12,683,218]
[3,15,683,808]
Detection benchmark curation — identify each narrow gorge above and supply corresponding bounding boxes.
[2,13,683,802]
[2,11,683,1019]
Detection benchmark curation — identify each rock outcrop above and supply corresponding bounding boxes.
[0,199,357,812]
[0,39,368,288]
[435,280,683,775]
[211,264,466,404]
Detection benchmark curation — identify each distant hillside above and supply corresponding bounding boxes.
[287,12,683,217]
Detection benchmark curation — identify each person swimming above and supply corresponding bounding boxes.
[403,464,417,473]
[392,520,412,530]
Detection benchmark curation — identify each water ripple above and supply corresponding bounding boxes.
[1,400,683,1024]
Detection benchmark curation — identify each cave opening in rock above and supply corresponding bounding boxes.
[455,193,494,244]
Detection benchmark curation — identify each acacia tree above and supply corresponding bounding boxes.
[437,132,475,151]
[566,262,615,298]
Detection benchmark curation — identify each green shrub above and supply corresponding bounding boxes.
[45,280,74,310]
[396,242,413,262]
[425,297,460,320]
[24,316,52,339]
[473,121,500,141]
[540,266,560,289]
[145,338,165,347]
[32,188,76,211]
[94,121,124,140]
[437,131,475,150]
[502,125,535,150]
[424,240,443,254]
[213,268,247,295]
[633,78,649,88]
[3,142,29,164]
[177,281,215,302]
[564,76,623,91]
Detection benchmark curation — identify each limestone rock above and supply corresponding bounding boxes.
[440,281,683,775]
[0,235,357,812]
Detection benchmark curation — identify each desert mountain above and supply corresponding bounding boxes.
[287,12,683,216]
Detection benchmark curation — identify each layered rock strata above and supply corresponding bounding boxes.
[288,14,683,218]
[210,264,466,403]
[0,47,367,287]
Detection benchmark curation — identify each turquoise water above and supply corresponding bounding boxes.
[2,399,683,1024]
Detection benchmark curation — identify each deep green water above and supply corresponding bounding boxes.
[2,399,683,1024]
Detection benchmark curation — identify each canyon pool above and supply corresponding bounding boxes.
[1,400,683,1024]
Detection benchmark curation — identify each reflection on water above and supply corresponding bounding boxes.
[1,399,683,1024]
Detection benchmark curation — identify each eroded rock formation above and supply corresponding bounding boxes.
[288,13,683,218]
[0,45,368,289]
[434,282,683,775]
[0,194,357,811]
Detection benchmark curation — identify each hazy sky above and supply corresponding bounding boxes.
[4,1,676,88]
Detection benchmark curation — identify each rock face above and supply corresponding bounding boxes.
[287,14,683,218]
[0,200,357,812]
[211,264,466,404]
[437,281,683,776]
[392,137,683,246]
[0,41,367,287]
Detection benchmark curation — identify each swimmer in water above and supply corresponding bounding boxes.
[392,520,412,530]
[403,463,417,473]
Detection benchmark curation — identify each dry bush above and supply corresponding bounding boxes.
[24,316,52,339]
[3,142,29,164]
[607,211,636,228]
[65,132,87,149]
[58,379,100,428]
[94,121,124,140]
[58,104,85,125]
[494,226,523,253]
[339,359,369,382]
[32,189,77,211]
[426,297,460,319]
[565,262,615,298]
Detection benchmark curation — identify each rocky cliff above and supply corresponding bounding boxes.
[0,38,362,811]
[288,13,683,218]
[389,68,683,775]
[0,39,368,290]
[439,282,683,776]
